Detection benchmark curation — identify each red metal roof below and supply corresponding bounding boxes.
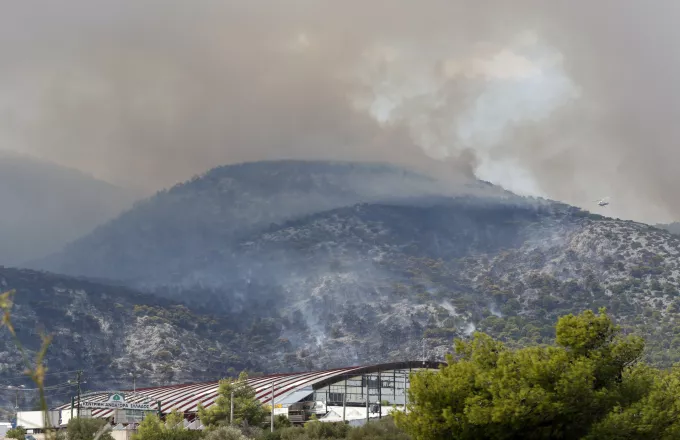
[55,361,442,419]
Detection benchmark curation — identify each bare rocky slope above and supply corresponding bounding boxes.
[25,160,680,385]
[179,199,680,368]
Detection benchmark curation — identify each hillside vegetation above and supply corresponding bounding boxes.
[0,267,283,407]
[24,161,680,373]
[34,161,463,283]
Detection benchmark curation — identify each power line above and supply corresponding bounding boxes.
[0,369,83,381]
[42,391,76,398]
[0,382,74,392]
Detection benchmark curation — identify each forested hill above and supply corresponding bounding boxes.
[32,160,514,283]
[27,160,680,370]
[0,267,287,409]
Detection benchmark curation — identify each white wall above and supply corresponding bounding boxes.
[59,408,93,427]
[16,411,60,430]
[273,407,288,417]
[111,430,135,440]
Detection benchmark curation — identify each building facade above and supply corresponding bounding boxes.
[52,360,443,426]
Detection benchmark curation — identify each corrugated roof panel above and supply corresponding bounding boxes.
[259,367,362,405]
[276,389,313,405]
[162,382,218,412]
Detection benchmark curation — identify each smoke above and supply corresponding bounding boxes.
[463,322,477,337]
[1,1,679,222]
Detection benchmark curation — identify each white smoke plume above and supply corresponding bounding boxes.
[1,1,678,222]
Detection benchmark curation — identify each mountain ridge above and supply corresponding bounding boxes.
[17,160,680,389]
[32,160,506,282]
[0,151,137,266]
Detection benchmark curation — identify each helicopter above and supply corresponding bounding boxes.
[594,197,610,207]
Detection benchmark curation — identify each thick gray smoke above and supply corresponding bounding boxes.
[1,0,678,222]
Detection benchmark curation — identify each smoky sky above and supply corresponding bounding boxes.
[1,0,679,223]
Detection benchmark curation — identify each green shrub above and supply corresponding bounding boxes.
[66,417,114,440]
[5,426,27,439]
[204,426,249,440]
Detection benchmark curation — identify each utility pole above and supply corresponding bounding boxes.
[403,371,408,414]
[270,382,275,433]
[130,372,136,393]
[365,375,369,424]
[8,385,24,423]
[342,377,347,423]
[378,371,382,420]
[75,371,83,418]
[229,391,234,425]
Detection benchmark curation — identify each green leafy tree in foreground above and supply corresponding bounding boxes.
[199,372,267,430]
[585,365,680,440]
[133,411,203,440]
[65,417,114,440]
[395,309,652,440]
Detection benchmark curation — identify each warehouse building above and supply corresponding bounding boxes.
[51,360,442,427]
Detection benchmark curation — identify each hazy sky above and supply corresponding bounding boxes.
[1,0,679,223]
